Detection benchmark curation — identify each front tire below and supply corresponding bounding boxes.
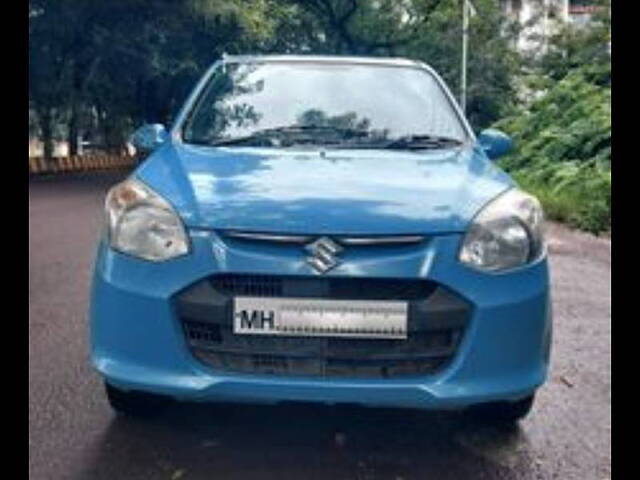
[105,382,171,418]
[466,394,535,424]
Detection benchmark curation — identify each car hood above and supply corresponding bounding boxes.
[136,143,515,235]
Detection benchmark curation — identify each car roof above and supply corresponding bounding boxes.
[222,54,425,69]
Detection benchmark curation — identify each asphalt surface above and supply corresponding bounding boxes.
[29,173,611,480]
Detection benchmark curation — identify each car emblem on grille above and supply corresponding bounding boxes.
[305,236,343,274]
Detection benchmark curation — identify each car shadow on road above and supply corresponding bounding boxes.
[77,401,537,480]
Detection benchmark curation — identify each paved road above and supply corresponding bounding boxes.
[29,173,611,480]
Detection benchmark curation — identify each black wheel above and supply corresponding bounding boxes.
[105,382,171,418]
[466,394,535,424]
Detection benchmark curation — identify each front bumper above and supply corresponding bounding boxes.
[89,230,552,410]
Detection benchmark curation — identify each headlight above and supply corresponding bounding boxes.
[105,179,189,261]
[459,189,544,272]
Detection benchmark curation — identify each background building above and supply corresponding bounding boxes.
[501,0,600,52]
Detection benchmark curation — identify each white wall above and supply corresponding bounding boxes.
[503,0,570,53]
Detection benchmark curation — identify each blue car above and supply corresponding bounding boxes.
[90,55,551,422]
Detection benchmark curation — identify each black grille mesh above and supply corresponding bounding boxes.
[209,274,437,301]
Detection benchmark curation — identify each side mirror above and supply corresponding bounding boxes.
[477,129,513,160]
[131,124,169,153]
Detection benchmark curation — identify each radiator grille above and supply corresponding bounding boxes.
[175,274,470,378]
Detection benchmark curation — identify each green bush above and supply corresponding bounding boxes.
[513,169,610,234]
[494,64,611,234]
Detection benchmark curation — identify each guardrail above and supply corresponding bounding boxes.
[29,154,137,175]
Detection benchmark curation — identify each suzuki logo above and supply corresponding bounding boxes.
[305,237,343,274]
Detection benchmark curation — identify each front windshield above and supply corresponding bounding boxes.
[181,61,468,149]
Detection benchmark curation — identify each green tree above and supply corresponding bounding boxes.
[282,0,522,129]
[29,0,524,156]
[29,0,86,159]
[400,0,522,129]
[29,0,279,157]
[492,0,611,234]
[535,0,610,83]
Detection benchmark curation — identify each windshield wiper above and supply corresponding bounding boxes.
[380,134,463,150]
[209,129,463,150]
[210,134,275,147]
[210,125,371,147]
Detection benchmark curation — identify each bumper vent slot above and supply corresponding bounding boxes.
[214,275,284,297]
[209,274,437,301]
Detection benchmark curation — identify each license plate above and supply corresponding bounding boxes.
[233,297,408,339]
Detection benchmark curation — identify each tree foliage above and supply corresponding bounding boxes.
[534,0,610,83]
[401,0,522,128]
[29,0,275,156]
[492,0,611,234]
[494,64,611,233]
[29,0,522,158]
